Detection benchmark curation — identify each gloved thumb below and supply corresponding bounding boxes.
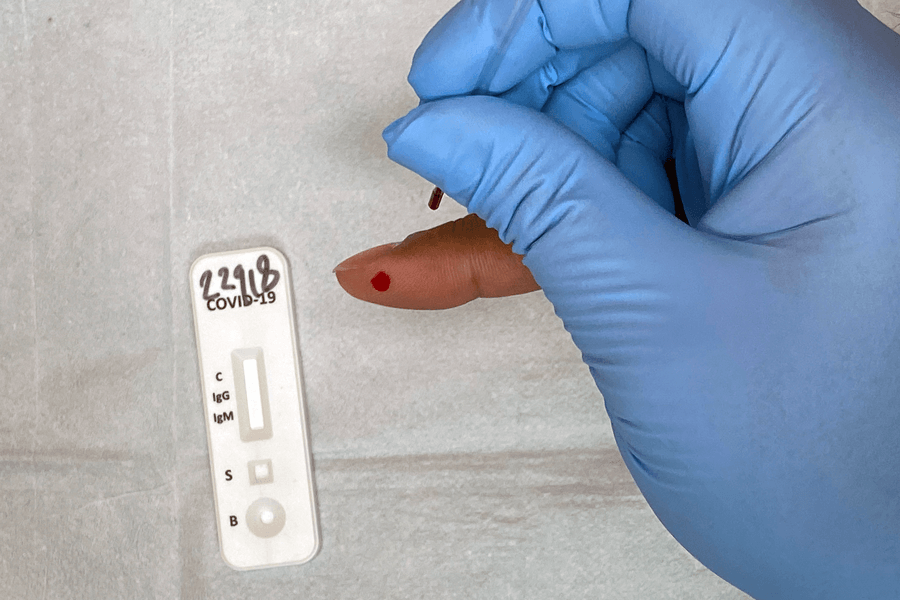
[382,96,711,388]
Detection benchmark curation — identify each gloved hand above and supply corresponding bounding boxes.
[337,0,900,597]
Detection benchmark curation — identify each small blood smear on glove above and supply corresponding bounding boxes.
[428,187,443,210]
[371,271,391,292]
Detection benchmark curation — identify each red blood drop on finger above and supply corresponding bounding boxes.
[371,271,391,292]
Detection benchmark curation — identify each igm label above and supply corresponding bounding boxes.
[213,411,234,424]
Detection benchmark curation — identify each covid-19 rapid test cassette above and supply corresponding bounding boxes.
[189,247,319,570]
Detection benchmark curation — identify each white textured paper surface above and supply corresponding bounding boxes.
[2,1,895,597]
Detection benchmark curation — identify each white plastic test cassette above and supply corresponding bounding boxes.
[189,247,319,570]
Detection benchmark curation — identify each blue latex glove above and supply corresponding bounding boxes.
[382,0,900,597]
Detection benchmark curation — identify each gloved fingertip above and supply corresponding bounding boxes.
[382,114,413,147]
